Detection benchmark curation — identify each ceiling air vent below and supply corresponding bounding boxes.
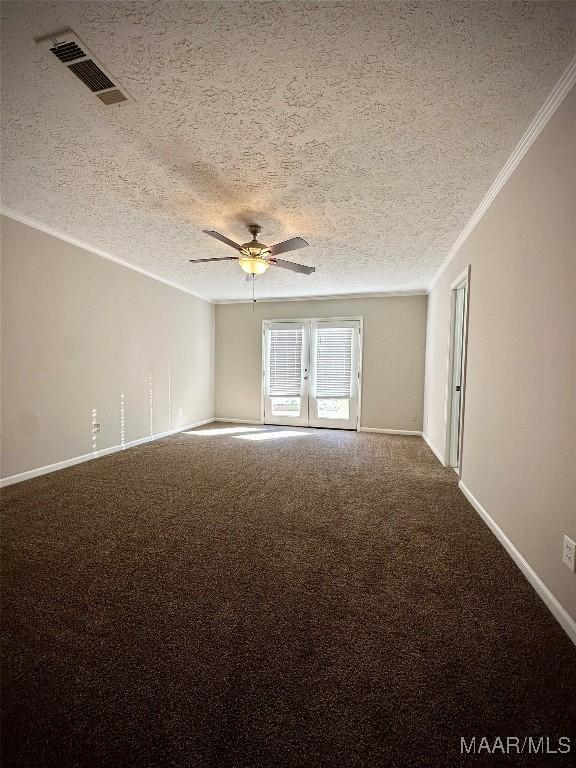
[36,29,134,106]
[67,60,116,92]
[98,89,127,105]
[49,40,86,62]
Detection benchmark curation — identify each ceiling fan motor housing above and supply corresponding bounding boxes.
[239,224,271,272]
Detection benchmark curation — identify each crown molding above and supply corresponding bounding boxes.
[1,208,425,304]
[428,54,576,292]
[6,54,574,303]
[0,208,213,303]
[215,289,427,305]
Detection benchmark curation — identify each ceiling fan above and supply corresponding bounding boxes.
[189,224,316,278]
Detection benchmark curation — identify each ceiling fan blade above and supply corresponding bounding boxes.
[189,256,239,263]
[269,237,309,256]
[202,230,242,250]
[272,258,315,275]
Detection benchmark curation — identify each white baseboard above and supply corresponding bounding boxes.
[459,480,576,647]
[216,421,421,434]
[0,418,215,488]
[359,427,422,435]
[214,417,264,425]
[422,432,446,464]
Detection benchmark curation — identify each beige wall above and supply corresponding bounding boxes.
[1,216,214,479]
[215,295,427,431]
[424,88,576,620]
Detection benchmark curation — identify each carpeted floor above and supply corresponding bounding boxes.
[2,423,575,768]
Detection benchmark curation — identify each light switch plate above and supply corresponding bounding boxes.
[562,535,575,572]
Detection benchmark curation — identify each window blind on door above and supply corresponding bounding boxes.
[315,327,354,398]
[268,327,303,396]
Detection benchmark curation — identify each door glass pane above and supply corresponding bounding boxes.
[268,328,303,397]
[315,327,353,397]
[271,397,301,417]
[317,398,349,420]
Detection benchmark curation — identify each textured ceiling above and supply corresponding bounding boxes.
[1,1,575,301]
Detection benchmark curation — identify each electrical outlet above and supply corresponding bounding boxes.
[178,408,183,418]
[92,423,101,433]
[563,535,575,572]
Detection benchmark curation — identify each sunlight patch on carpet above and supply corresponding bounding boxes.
[183,427,267,436]
[233,431,315,441]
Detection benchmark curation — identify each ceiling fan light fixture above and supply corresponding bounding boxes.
[239,256,270,275]
[194,224,313,277]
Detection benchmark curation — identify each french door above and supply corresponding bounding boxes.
[263,320,361,430]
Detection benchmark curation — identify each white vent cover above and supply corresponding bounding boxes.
[35,29,133,105]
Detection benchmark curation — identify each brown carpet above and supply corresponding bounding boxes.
[2,423,575,768]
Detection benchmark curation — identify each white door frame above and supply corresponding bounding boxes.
[308,319,361,430]
[262,321,310,427]
[261,317,364,430]
[444,267,471,473]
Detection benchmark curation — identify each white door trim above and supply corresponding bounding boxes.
[308,319,361,430]
[444,266,471,472]
[262,321,310,427]
[261,316,364,430]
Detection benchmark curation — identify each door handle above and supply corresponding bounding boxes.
[304,375,309,381]
[455,385,461,391]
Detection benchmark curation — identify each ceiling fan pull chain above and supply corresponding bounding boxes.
[252,274,256,311]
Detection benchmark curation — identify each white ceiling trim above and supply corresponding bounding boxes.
[4,2,573,302]
[2,205,427,305]
[0,207,213,303]
[215,290,427,305]
[3,38,574,305]
[428,54,576,292]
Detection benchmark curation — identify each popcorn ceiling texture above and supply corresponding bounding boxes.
[1,1,575,301]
